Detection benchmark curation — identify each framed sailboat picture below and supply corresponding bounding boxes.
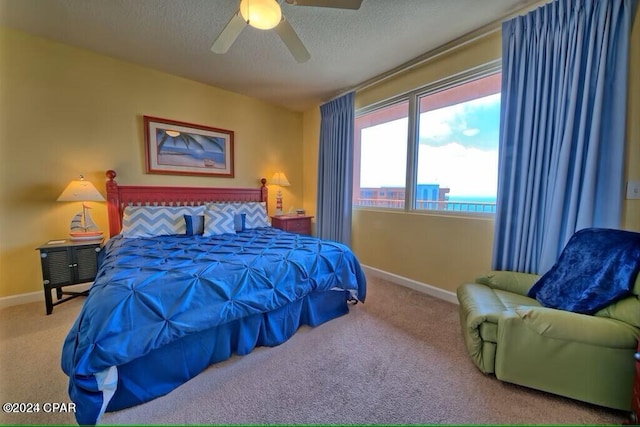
[144,116,234,177]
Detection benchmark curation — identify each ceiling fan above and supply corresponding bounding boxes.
[211,0,363,63]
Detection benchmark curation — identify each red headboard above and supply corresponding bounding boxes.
[105,170,268,238]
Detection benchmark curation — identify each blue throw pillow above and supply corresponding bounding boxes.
[234,213,246,232]
[184,214,205,236]
[528,228,640,314]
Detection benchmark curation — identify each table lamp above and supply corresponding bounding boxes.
[271,171,290,216]
[57,175,105,241]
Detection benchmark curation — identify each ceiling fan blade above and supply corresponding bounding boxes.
[211,12,246,54]
[275,18,311,63]
[284,0,362,10]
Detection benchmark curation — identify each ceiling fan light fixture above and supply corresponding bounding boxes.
[240,0,282,30]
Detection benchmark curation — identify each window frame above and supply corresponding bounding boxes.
[354,59,502,216]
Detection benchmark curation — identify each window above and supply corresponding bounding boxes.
[415,73,501,213]
[353,66,501,214]
[353,100,409,209]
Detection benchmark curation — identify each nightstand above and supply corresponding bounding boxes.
[270,215,313,236]
[36,238,103,315]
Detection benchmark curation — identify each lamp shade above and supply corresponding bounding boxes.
[271,172,291,187]
[57,176,105,202]
[240,0,282,30]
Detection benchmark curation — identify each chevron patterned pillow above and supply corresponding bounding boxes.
[203,204,236,236]
[232,202,270,229]
[209,203,246,232]
[122,205,205,238]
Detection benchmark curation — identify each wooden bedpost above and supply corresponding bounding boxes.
[260,178,268,212]
[105,170,121,238]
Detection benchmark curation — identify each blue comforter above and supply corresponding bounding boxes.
[62,228,366,423]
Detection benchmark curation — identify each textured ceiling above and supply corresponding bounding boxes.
[0,0,541,111]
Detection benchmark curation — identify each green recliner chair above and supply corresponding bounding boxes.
[457,229,640,411]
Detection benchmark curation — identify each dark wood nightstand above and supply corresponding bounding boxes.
[270,215,313,236]
[36,238,103,315]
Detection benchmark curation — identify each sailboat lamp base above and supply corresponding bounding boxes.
[69,231,104,241]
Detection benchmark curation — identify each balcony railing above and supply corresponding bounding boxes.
[355,198,497,213]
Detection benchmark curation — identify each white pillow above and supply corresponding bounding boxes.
[203,204,236,236]
[121,205,205,238]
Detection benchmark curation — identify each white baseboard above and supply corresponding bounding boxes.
[0,283,92,309]
[361,265,459,305]
[0,291,43,309]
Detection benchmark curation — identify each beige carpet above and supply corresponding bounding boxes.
[0,276,629,425]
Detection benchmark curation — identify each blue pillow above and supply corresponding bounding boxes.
[234,213,246,232]
[184,214,205,236]
[528,228,640,314]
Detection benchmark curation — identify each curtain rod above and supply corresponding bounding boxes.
[324,0,548,105]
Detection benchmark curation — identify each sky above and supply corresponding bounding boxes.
[359,93,501,199]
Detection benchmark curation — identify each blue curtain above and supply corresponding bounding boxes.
[493,0,637,274]
[317,92,355,244]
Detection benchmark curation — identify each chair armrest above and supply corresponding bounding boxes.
[511,306,640,348]
[475,270,540,296]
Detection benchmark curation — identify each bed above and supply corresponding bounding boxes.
[61,170,367,425]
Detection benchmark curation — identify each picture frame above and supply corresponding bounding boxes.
[144,116,234,177]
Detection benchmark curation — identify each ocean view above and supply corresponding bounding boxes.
[447,195,497,204]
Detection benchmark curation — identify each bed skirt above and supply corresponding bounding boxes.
[75,289,353,424]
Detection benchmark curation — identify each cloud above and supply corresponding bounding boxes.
[418,93,500,151]
[417,143,498,197]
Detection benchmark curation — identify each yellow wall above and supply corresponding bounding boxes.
[0,27,303,298]
[624,6,640,230]
[303,7,640,295]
